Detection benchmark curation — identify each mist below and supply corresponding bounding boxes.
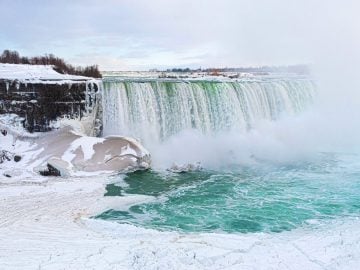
[150,1,360,169]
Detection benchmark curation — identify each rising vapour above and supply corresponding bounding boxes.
[148,1,360,169]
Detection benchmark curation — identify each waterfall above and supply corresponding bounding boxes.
[102,78,316,144]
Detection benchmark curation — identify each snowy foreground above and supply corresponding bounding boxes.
[0,175,359,270]
[0,118,359,270]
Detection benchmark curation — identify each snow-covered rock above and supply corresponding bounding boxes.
[0,64,101,133]
[0,119,151,178]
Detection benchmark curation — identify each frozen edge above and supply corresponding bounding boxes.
[0,176,359,270]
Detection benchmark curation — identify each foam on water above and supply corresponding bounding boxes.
[96,152,360,233]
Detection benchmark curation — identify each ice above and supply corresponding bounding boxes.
[0,174,359,269]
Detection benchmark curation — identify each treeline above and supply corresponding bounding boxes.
[0,50,101,78]
[164,65,310,75]
[166,68,192,73]
[202,65,310,74]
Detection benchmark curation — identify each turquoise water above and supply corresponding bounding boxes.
[97,153,360,233]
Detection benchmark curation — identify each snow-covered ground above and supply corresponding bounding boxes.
[0,175,359,270]
[102,70,309,82]
[0,63,92,83]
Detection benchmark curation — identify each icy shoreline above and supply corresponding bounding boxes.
[0,175,359,270]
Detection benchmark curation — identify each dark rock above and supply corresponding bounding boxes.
[0,80,100,133]
[0,150,14,163]
[13,155,21,162]
[39,163,61,177]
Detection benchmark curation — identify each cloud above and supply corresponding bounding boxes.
[0,0,359,70]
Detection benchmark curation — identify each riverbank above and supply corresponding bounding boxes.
[0,175,359,270]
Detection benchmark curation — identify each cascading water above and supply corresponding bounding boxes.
[97,75,360,235]
[102,77,316,144]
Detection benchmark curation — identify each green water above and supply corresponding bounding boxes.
[102,79,316,141]
[97,153,360,233]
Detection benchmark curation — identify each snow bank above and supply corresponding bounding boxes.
[0,117,150,179]
[0,175,358,270]
[0,63,94,84]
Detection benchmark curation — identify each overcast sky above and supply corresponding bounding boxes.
[0,0,359,70]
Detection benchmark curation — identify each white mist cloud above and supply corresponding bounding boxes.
[145,0,360,168]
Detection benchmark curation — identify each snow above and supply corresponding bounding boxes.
[0,113,28,135]
[1,111,153,180]
[120,143,138,156]
[62,136,106,163]
[107,135,150,157]
[0,63,95,84]
[0,175,359,270]
[103,71,310,83]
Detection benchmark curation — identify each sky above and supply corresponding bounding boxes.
[0,0,359,71]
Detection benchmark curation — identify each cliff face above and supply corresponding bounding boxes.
[0,80,100,132]
[0,64,153,178]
